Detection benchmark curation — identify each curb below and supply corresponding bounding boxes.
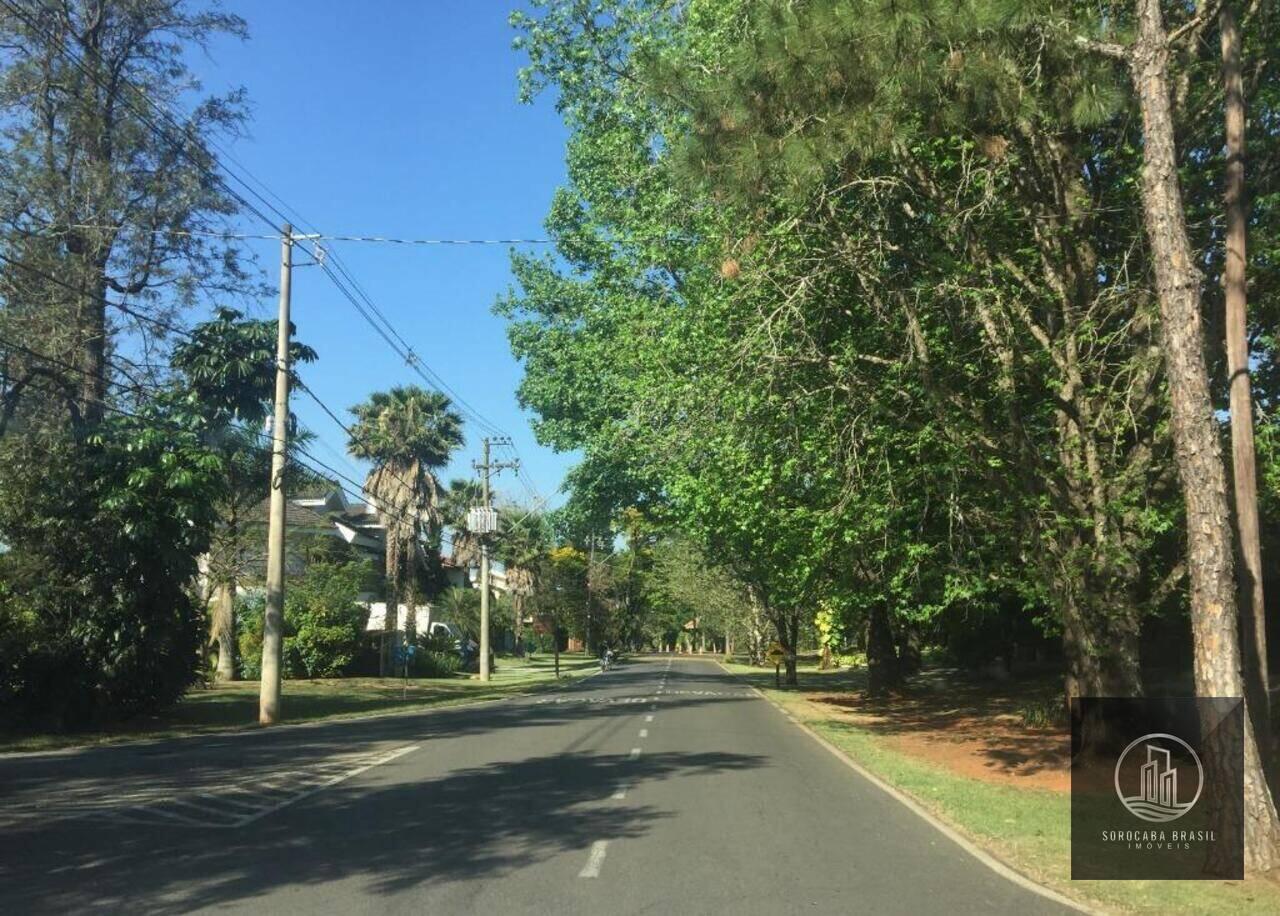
[717,662,1095,915]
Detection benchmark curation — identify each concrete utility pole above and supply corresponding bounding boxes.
[473,436,517,682]
[259,224,293,725]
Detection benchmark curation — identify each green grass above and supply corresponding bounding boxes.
[0,652,600,755]
[722,661,1280,916]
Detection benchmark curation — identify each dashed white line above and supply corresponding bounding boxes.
[611,785,628,800]
[644,714,654,722]
[638,729,648,738]
[629,747,642,760]
[579,840,609,878]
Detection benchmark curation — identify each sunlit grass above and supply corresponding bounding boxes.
[1,653,600,754]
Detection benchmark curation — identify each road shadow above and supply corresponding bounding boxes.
[0,746,765,913]
[0,662,754,798]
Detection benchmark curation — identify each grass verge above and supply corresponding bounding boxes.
[722,660,1280,916]
[1,653,599,755]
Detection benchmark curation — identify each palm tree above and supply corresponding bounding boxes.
[495,507,551,656]
[347,386,463,675]
[441,478,483,569]
[439,585,482,644]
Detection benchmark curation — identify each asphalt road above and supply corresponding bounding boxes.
[0,657,1079,914]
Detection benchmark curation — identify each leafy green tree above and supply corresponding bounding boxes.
[0,397,224,728]
[172,307,316,681]
[347,386,463,674]
[438,585,482,642]
[533,545,590,677]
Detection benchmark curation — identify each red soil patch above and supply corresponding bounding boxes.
[808,673,1070,793]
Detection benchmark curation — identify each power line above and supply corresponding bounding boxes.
[52,225,555,245]
[0,0,539,493]
[314,257,509,439]
[294,377,450,519]
[0,332,457,552]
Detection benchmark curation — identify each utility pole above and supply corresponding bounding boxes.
[472,436,517,682]
[586,534,595,656]
[259,224,293,726]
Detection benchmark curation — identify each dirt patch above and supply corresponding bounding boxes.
[805,669,1070,793]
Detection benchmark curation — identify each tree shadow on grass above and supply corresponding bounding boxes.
[723,660,1067,779]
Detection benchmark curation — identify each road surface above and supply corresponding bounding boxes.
[0,657,1079,914]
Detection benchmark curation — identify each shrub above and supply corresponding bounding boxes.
[236,592,267,680]
[415,650,462,678]
[287,560,370,678]
[236,558,372,680]
[0,427,216,731]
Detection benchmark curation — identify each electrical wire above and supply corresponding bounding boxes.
[0,0,552,507]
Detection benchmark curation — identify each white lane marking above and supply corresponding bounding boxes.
[638,729,648,738]
[579,840,609,878]
[629,747,641,760]
[232,744,418,828]
[644,715,654,722]
[118,804,210,827]
[611,785,628,800]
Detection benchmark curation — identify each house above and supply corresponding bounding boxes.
[223,485,473,596]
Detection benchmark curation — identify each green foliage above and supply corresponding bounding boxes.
[286,559,374,678]
[235,592,267,681]
[500,0,1279,696]
[235,559,374,680]
[0,411,222,729]
[172,307,317,426]
[414,633,463,678]
[347,387,464,468]
[438,586,483,641]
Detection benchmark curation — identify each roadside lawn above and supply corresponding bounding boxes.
[0,653,600,755]
[722,659,1280,916]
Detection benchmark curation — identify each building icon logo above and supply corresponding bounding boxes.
[1114,732,1203,823]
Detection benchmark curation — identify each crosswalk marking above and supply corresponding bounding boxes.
[0,743,418,830]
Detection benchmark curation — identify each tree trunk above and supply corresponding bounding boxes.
[77,271,108,424]
[896,623,922,677]
[210,580,238,682]
[513,594,525,656]
[1061,591,1143,700]
[747,587,767,665]
[867,602,899,698]
[1220,1,1270,772]
[772,609,799,686]
[1130,0,1280,871]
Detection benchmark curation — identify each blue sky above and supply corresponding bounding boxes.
[191,0,574,509]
